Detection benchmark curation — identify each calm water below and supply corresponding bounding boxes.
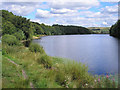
[33,34,119,75]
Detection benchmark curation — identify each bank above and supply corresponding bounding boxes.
[2,39,118,88]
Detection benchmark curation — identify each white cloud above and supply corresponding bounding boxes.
[101,5,118,14]
[50,8,77,14]
[36,9,51,18]
[0,1,118,27]
[102,22,108,25]
[35,6,118,27]
[48,0,99,10]
[8,4,35,16]
[1,2,42,16]
[1,0,41,2]
[100,0,119,2]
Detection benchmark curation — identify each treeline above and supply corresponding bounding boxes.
[1,10,92,41]
[110,20,120,38]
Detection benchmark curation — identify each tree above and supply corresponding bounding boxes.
[2,21,16,35]
[110,20,120,38]
[13,30,25,40]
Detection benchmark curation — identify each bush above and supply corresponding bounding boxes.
[13,30,25,40]
[37,55,52,69]
[2,34,19,46]
[55,71,66,86]
[29,43,45,53]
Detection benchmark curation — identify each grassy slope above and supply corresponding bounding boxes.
[87,27,110,34]
[2,45,118,88]
[2,46,64,88]
[2,56,30,88]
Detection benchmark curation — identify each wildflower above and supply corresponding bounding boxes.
[86,83,88,86]
[113,78,115,82]
[94,79,96,82]
[98,78,100,82]
[106,75,109,78]
[66,85,69,88]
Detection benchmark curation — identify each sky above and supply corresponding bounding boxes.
[0,0,119,27]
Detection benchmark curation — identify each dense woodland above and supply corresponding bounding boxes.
[1,10,92,41]
[1,9,120,41]
[110,20,120,38]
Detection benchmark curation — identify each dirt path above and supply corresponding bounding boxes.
[7,58,35,89]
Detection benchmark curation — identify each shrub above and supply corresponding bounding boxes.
[37,55,52,69]
[55,71,66,86]
[2,34,19,46]
[29,43,45,53]
[13,30,25,40]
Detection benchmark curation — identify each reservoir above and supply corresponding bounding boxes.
[33,34,119,75]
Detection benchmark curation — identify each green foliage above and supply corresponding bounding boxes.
[2,34,19,46]
[53,24,92,35]
[2,44,118,88]
[55,71,66,85]
[88,27,110,34]
[2,10,93,41]
[29,43,44,53]
[31,22,44,35]
[110,20,120,38]
[37,55,52,69]
[2,10,33,41]
[13,30,25,40]
[2,21,16,35]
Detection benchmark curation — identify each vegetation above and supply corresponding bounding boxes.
[29,43,45,53]
[2,42,118,88]
[1,10,92,40]
[110,20,120,38]
[52,24,92,35]
[2,34,20,46]
[87,27,110,34]
[1,10,118,88]
[37,55,52,69]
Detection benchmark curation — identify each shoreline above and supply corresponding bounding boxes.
[32,34,110,40]
[32,35,46,39]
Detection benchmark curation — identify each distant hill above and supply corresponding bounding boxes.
[87,27,110,34]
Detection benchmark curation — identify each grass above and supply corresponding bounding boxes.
[2,43,118,88]
[2,56,30,88]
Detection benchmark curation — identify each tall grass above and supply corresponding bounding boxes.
[2,43,118,88]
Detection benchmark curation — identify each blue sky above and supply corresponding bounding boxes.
[1,0,119,27]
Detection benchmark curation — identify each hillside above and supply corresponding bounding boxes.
[1,10,92,40]
[110,20,120,38]
[87,27,110,34]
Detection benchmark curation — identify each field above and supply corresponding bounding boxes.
[87,27,110,34]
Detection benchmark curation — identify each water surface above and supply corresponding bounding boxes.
[33,34,118,75]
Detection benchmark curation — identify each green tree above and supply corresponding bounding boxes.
[2,21,16,35]
[13,30,25,40]
[2,34,19,46]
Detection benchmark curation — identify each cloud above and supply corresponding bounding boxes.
[36,9,51,18]
[102,22,108,25]
[101,5,118,14]
[100,0,119,2]
[48,0,99,10]
[1,0,41,2]
[50,8,77,14]
[0,1,118,27]
[1,2,42,16]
